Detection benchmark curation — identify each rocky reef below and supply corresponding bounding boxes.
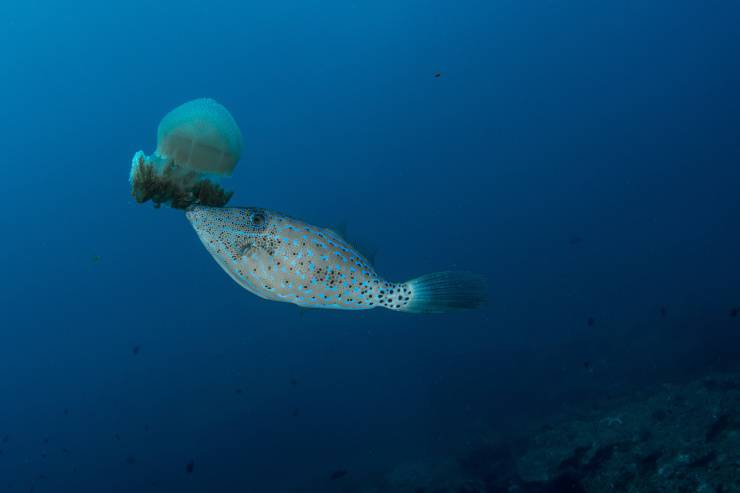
[511,372,740,493]
[302,372,740,493]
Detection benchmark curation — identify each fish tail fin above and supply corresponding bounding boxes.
[399,271,487,313]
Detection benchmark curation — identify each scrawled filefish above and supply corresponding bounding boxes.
[185,205,486,313]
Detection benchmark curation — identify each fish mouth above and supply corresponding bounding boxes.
[184,205,198,221]
[184,204,209,223]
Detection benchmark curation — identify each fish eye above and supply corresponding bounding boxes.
[251,212,265,226]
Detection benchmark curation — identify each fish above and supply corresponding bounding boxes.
[186,460,195,473]
[330,469,348,480]
[185,205,487,313]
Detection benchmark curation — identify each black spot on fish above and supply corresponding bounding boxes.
[290,378,298,387]
[292,408,300,417]
[660,306,667,317]
[132,345,141,355]
[587,317,595,327]
[568,234,582,245]
[330,469,348,480]
[434,72,441,78]
[730,307,739,318]
[126,455,136,465]
[235,387,243,395]
[114,433,121,441]
[186,460,195,473]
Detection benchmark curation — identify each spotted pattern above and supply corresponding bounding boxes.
[185,205,413,311]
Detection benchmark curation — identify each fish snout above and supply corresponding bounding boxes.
[184,205,199,220]
[184,205,211,225]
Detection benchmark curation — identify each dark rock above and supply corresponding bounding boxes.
[557,445,590,472]
[706,414,733,442]
[637,450,661,475]
[688,450,716,468]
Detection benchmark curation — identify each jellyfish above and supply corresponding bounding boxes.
[129,98,244,209]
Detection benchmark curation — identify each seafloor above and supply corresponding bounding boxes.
[300,371,740,493]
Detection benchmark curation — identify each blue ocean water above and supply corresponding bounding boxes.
[2,1,740,491]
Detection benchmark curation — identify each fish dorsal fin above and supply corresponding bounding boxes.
[324,222,378,267]
[363,247,378,266]
[325,221,348,241]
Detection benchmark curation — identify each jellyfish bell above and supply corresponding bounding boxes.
[156,98,243,177]
[130,98,243,209]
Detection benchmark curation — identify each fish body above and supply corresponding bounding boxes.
[185,205,486,313]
